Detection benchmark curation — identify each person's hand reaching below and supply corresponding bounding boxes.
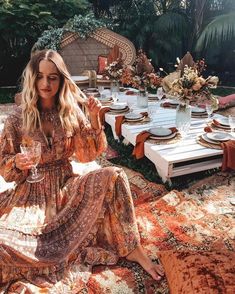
[86,96,102,116]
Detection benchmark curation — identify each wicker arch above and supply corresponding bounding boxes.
[60,28,136,66]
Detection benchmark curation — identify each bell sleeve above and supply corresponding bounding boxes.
[73,107,107,163]
[0,114,27,183]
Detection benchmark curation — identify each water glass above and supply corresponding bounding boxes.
[148,103,158,125]
[206,104,213,122]
[98,86,104,98]
[228,115,235,134]
[177,121,191,139]
[157,87,164,102]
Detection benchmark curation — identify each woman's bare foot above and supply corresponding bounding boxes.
[126,245,164,281]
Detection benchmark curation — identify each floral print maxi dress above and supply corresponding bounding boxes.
[0,106,140,289]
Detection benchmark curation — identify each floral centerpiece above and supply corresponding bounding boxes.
[120,50,162,93]
[169,59,219,109]
[102,58,123,82]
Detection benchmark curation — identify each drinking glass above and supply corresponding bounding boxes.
[206,104,213,122]
[228,115,235,135]
[157,87,164,103]
[176,119,191,144]
[98,86,105,98]
[148,102,158,126]
[127,97,135,113]
[20,141,44,183]
[111,85,119,103]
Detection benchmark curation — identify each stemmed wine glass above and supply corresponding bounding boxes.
[176,119,191,144]
[157,87,164,104]
[98,85,105,98]
[20,141,44,183]
[228,115,235,135]
[148,102,158,126]
[206,103,213,123]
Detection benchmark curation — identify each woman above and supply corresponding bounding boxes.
[0,49,163,291]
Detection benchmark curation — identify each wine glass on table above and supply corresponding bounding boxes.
[206,103,213,123]
[148,102,158,126]
[176,120,191,145]
[20,141,44,183]
[157,87,164,106]
[228,115,235,136]
[98,85,105,98]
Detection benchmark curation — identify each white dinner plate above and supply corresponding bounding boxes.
[109,106,129,113]
[206,132,232,142]
[168,99,180,105]
[98,96,112,102]
[150,132,176,140]
[125,113,143,120]
[191,107,206,113]
[201,133,221,145]
[215,117,230,127]
[149,127,172,137]
[71,76,89,82]
[110,104,127,111]
[148,93,158,98]
[86,88,98,92]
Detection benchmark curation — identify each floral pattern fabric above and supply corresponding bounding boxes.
[0,106,140,291]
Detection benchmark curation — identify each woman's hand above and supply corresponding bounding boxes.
[86,96,102,116]
[15,153,33,171]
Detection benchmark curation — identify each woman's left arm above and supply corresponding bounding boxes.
[74,97,107,163]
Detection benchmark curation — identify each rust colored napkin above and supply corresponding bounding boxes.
[204,126,213,132]
[115,112,149,138]
[132,131,152,159]
[221,140,235,171]
[162,102,171,108]
[115,115,125,137]
[126,90,135,95]
[133,127,177,159]
[99,106,110,125]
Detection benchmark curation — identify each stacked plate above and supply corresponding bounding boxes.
[109,104,129,114]
[165,100,180,108]
[98,96,113,103]
[148,127,177,140]
[83,88,100,97]
[212,118,231,130]
[201,132,232,145]
[148,93,158,100]
[124,113,145,122]
[191,107,207,118]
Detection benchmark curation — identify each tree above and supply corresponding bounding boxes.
[0,0,90,86]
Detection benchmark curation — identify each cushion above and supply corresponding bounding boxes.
[97,55,108,74]
[158,250,235,294]
[218,94,235,109]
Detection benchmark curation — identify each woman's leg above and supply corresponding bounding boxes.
[96,167,164,280]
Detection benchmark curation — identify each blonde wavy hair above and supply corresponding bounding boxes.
[21,49,87,134]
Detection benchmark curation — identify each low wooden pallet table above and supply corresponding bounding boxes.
[104,93,226,183]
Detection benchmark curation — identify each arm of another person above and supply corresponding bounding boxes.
[0,114,27,183]
[74,98,107,163]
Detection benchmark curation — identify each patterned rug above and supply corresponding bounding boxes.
[82,158,235,294]
[1,104,235,293]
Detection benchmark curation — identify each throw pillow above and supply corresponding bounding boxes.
[218,94,235,109]
[158,249,235,294]
[97,55,108,75]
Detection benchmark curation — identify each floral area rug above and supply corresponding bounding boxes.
[1,104,235,293]
[81,158,235,294]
